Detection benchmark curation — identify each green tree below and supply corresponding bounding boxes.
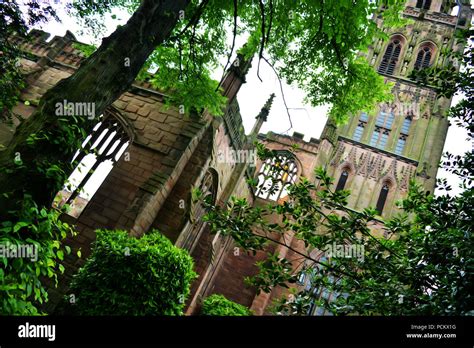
[0,1,77,316]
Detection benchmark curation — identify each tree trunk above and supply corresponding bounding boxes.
[0,0,190,217]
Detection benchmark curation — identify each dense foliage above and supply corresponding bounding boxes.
[68,230,197,315]
[201,294,252,316]
[204,162,472,315]
[0,2,73,315]
[69,0,405,122]
[0,196,74,315]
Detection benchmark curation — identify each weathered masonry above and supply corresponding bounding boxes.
[1,0,471,315]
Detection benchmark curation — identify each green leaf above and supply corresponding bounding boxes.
[13,222,29,232]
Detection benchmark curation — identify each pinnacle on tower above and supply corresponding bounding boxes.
[250,93,275,138]
[256,93,275,122]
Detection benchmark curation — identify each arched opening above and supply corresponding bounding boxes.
[256,151,298,201]
[301,253,349,316]
[54,110,130,218]
[450,5,459,16]
[335,170,349,191]
[376,183,390,215]
[179,169,218,252]
[180,169,225,314]
[378,38,403,75]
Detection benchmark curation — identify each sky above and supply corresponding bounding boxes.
[27,2,471,197]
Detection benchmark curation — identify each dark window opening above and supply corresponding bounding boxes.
[416,0,431,10]
[414,47,432,70]
[336,170,349,191]
[376,184,390,214]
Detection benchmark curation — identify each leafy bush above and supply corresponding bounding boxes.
[68,229,196,315]
[0,195,75,315]
[201,294,252,316]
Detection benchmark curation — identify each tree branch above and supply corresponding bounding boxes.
[257,229,360,281]
[169,0,209,40]
[216,0,238,91]
[262,55,293,130]
[265,0,273,46]
[256,0,266,82]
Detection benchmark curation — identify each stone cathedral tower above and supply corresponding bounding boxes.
[317,0,472,220]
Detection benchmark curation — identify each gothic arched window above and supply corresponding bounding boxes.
[54,111,130,217]
[376,184,390,214]
[335,170,349,191]
[414,46,432,69]
[256,151,298,201]
[378,39,402,75]
[304,255,348,316]
[416,0,431,10]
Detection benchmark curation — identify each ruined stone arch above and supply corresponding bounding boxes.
[179,167,228,315]
[55,107,134,217]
